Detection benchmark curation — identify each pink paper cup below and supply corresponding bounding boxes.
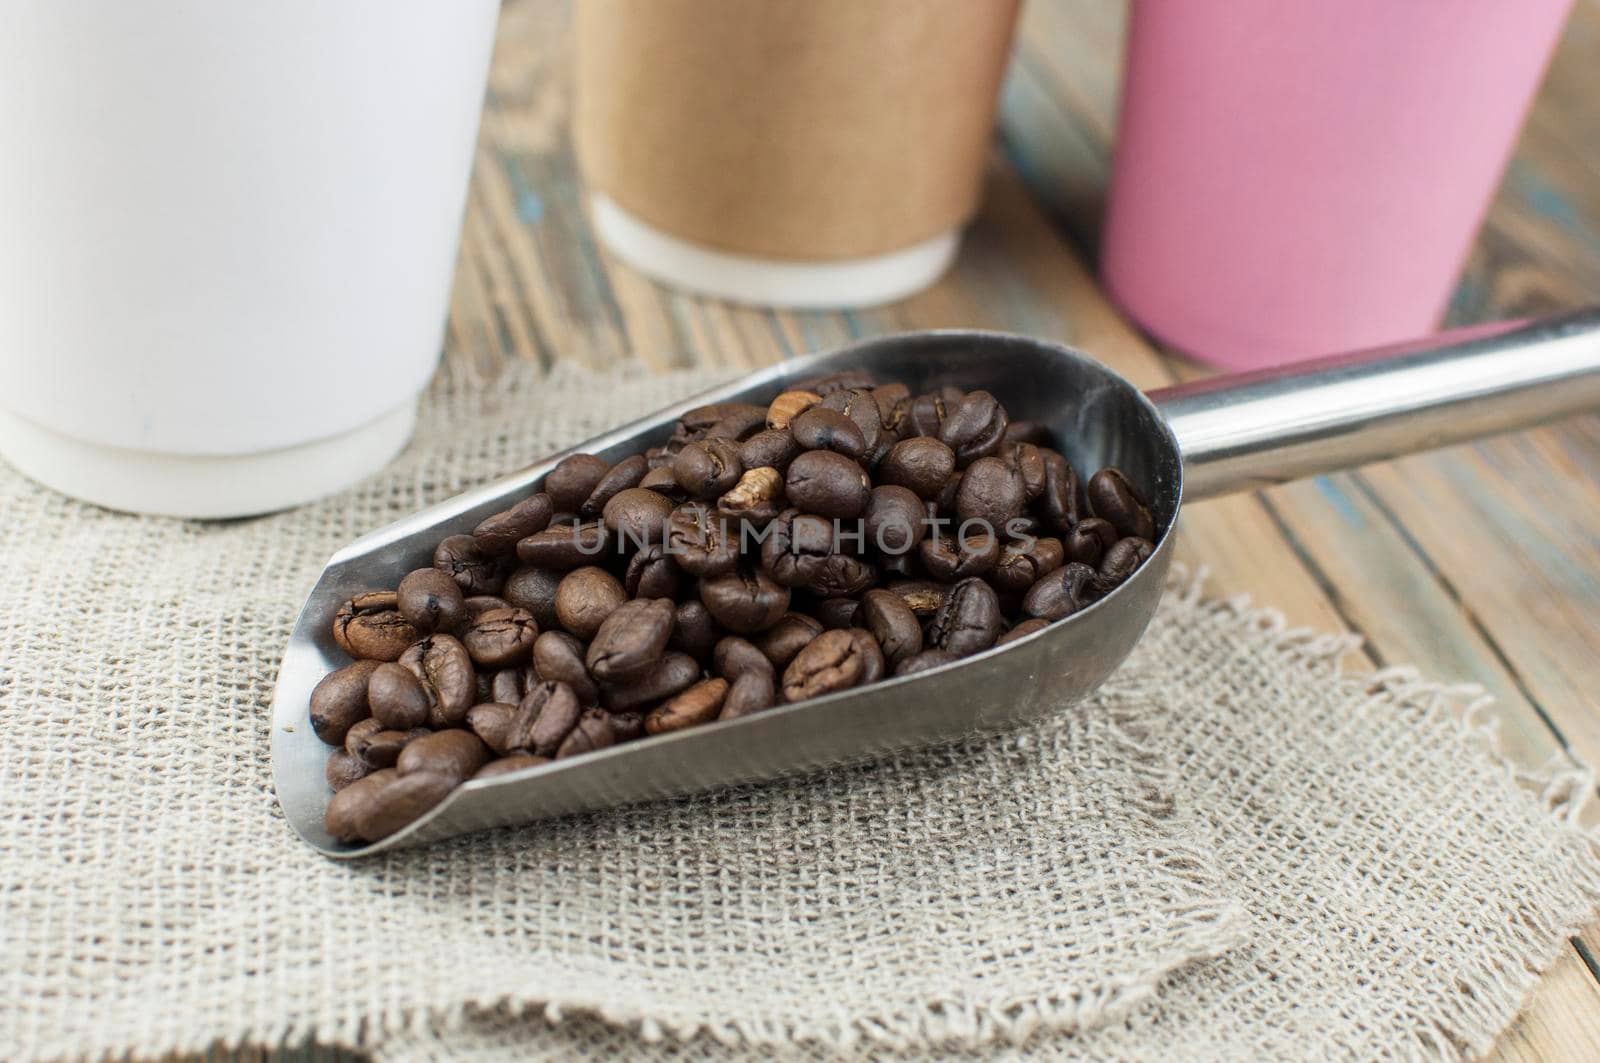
[1101,0,1574,371]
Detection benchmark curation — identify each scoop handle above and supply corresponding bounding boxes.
[1148,308,1600,500]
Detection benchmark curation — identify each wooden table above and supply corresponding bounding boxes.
[263,3,1600,1059]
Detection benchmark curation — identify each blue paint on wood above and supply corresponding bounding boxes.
[1313,476,1366,527]
[503,159,544,224]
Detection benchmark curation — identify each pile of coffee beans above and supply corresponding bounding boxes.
[312,370,1158,843]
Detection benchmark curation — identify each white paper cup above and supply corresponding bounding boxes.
[0,0,500,517]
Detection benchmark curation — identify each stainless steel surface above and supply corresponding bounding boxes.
[1152,308,1600,499]
[272,313,1600,858]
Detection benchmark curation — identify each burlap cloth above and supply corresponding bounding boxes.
[2,362,1598,1062]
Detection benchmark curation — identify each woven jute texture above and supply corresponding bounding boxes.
[368,585,1600,1062]
[0,362,1244,1062]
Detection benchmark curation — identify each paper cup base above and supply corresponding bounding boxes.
[0,399,418,519]
[591,195,959,309]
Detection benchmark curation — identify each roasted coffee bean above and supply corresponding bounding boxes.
[934,470,963,513]
[332,592,417,662]
[700,567,790,634]
[819,387,886,463]
[348,724,415,770]
[555,566,627,641]
[601,652,700,711]
[465,701,521,755]
[1064,517,1119,566]
[433,534,507,597]
[459,606,538,668]
[813,596,861,630]
[324,768,398,842]
[462,595,511,622]
[673,438,744,501]
[502,565,564,629]
[990,536,1065,594]
[858,588,923,668]
[515,680,584,756]
[342,718,384,763]
[712,636,774,680]
[580,453,648,519]
[646,678,728,734]
[955,456,1025,531]
[349,770,456,842]
[1094,536,1155,593]
[309,659,380,744]
[754,612,823,670]
[740,428,800,473]
[325,748,369,792]
[669,599,720,662]
[544,453,611,512]
[515,521,610,570]
[532,630,600,706]
[396,568,467,634]
[782,628,873,702]
[474,753,550,779]
[586,597,677,680]
[1087,468,1155,541]
[849,627,887,683]
[645,445,675,469]
[1004,420,1052,446]
[805,551,878,598]
[1003,443,1048,502]
[398,728,491,782]
[704,404,768,441]
[919,528,1000,581]
[367,661,432,730]
[878,551,919,578]
[472,493,554,555]
[887,579,948,619]
[1022,562,1097,620]
[785,449,871,519]
[1037,450,1082,531]
[490,664,539,705]
[679,402,764,439]
[795,369,877,396]
[667,502,741,577]
[760,509,835,588]
[603,487,675,548]
[864,485,926,555]
[766,389,822,430]
[720,670,776,720]
[996,617,1051,646]
[398,633,476,728]
[905,392,949,438]
[717,466,784,527]
[927,578,1004,656]
[624,543,681,599]
[870,382,911,426]
[639,464,691,503]
[555,707,618,758]
[790,407,867,460]
[608,711,646,742]
[893,648,960,676]
[939,390,1008,465]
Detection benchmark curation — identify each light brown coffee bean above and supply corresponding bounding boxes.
[474,753,550,780]
[646,678,729,734]
[396,568,467,634]
[397,728,491,783]
[331,592,417,662]
[324,748,370,791]
[555,566,627,641]
[310,659,380,744]
[556,708,618,758]
[766,389,822,430]
[366,661,432,731]
[587,597,677,680]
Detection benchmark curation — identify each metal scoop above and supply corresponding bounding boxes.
[272,309,1600,857]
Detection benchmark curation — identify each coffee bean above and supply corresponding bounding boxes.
[554,566,627,641]
[332,592,417,662]
[1087,468,1155,541]
[551,707,616,758]
[502,565,564,629]
[990,536,1065,594]
[544,453,611,512]
[603,487,675,548]
[464,702,520,755]
[397,729,491,783]
[819,387,886,463]
[1064,517,1118,566]
[740,428,800,473]
[716,466,784,528]
[878,551,918,578]
[939,390,1008,465]
[700,567,790,634]
[927,578,1003,656]
[532,630,600,705]
[790,407,867,460]
[462,595,511,622]
[864,485,926,555]
[1037,450,1082,531]
[433,534,507,597]
[794,369,877,396]
[514,521,611,569]
[669,599,720,663]
[396,568,467,634]
[782,628,871,702]
[646,678,729,734]
[398,633,476,728]
[760,509,836,588]
[1094,536,1155,594]
[785,450,871,519]
[1004,420,1052,446]
[673,438,743,501]
[474,753,550,779]
[806,553,878,598]
[515,680,584,756]
[919,529,1000,581]
[310,659,380,744]
[346,721,415,770]
[324,768,398,842]
[1003,443,1048,502]
[955,456,1025,532]
[344,770,456,843]
[712,636,774,680]
[325,748,369,791]
[720,670,776,720]
[905,392,949,438]
[893,648,960,676]
[1022,562,1097,620]
[858,588,923,668]
[472,493,554,555]
[580,453,648,519]
[488,664,537,705]
[460,606,538,668]
[624,543,681,599]
[608,711,647,742]
[847,628,886,683]
[367,661,432,730]
[766,389,822,430]
[703,404,768,441]
[639,464,691,503]
[813,596,861,630]
[600,652,700,712]
[754,612,823,670]
[586,597,676,680]
[870,382,910,426]
[886,579,948,619]
[996,617,1051,646]
[667,502,740,577]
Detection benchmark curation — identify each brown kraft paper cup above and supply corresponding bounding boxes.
[574,0,1021,306]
